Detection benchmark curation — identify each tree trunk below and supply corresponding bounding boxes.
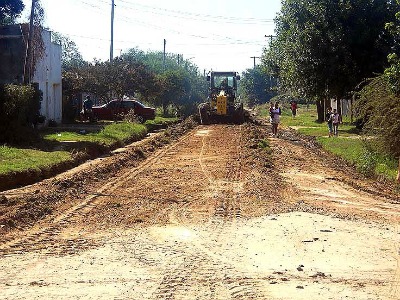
[316,99,324,122]
[162,101,168,117]
[397,158,400,183]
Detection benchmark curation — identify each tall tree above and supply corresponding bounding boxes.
[264,0,398,121]
[239,66,277,107]
[0,0,24,25]
[121,49,207,116]
[355,2,400,182]
[52,32,86,70]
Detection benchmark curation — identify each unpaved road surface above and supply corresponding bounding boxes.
[0,123,399,299]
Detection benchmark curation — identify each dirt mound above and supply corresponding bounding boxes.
[0,117,197,235]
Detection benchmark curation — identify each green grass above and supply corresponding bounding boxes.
[258,103,398,181]
[317,137,398,180]
[44,122,148,145]
[0,146,71,174]
[146,116,178,125]
[0,118,178,177]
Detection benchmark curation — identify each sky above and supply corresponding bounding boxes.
[20,0,281,73]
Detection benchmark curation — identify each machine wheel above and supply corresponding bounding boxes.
[198,103,210,125]
[233,104,245,124]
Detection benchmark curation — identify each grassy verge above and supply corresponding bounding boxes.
[0,146,71,175]
[259,103,398,181]
[43,122,148,145]
[0,117,178,178]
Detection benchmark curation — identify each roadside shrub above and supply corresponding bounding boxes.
[355,76,400,158]
[0,84,41,144]
[357,148,378,176]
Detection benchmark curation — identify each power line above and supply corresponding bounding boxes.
[108,0,275,24]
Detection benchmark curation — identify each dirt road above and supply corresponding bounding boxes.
[0,123,399,299]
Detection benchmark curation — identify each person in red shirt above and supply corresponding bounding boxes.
[290,100,297,117]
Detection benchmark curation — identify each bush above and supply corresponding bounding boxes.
[0,84,43,144]
[355,76,400,158]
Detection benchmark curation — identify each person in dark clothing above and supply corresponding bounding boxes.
[81,96,94,121]
[326,107,334,137]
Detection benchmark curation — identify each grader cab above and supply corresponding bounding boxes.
[198,71,244,124]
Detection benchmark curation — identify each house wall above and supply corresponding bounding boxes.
[32,30,62,123]
[0,25,25,84]
[0,25,63,124]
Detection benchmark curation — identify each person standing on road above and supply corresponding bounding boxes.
[82,95,93,121]
[269,101,274,124]
[290,100,298,118]
[326,107,334,137]
[271,102,281,137]
[332,108,341,136]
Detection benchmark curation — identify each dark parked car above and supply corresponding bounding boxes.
[92,99,156,122]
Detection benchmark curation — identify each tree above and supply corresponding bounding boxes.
[264,0,398,121]
[63,58,159,104]
[355,1,400,182]
[121,49,208,116]
[23,0,45,83]
[239,66,277,107]
[51,32,86,70]
[0,0,24,25]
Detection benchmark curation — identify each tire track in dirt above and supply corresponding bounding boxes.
[0,131,197,256]
[269,132,400,296]
[152,125,266,299]
[270,135,400,222]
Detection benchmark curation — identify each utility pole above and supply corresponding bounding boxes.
[163,39,166,71]
[264,34,276,45]
[24,0,36,84]
[110,0,115,62]
[250,56,260,68]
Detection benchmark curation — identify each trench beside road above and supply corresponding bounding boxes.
[0,124,399,299]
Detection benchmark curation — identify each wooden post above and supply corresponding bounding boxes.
[23,0,36,84]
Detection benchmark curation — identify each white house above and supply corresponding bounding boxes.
[32,29,62,124]
[0,24,62,124]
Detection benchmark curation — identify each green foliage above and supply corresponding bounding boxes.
[317,136,397,179]
[121,49,207,116]
[44,122,147,146]
[239,66,277,107]
[0,84,43,144]
[0,0,24,25]
[62,45,207,117]
[263,0,398,121]
[355,75,400,157]
[51,32,86,70]
[63,58,158,104]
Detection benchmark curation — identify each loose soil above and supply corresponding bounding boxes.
[0,119,399,299]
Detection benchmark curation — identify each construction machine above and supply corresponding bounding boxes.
[198,71,245,124]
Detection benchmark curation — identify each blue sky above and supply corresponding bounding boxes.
[21,0,281,73]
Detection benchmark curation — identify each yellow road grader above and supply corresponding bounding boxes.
[198,71,245,124]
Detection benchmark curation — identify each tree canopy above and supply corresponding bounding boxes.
[62,47,208,116]
[263,0,398,120]
[355,1,400,158]
[0,0,24,25]
[239,66,277,107]
[52,32,86,70]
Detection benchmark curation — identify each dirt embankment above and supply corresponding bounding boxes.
[0,120,399,300]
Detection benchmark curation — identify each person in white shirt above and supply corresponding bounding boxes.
[270,102,281,137]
